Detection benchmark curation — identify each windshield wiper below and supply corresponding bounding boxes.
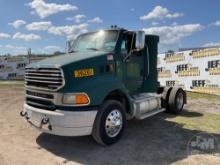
[86,48,99,51]
[68,50,77,53]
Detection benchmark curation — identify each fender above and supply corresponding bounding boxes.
[85,75,129,106]
[60,74,130,106]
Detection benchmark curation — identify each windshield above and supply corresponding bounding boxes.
[67,30,118,53]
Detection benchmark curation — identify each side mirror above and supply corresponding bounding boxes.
[135,31,145,50]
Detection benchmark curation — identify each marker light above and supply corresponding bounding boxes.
[75,94,90,105]
[62,93,90,105]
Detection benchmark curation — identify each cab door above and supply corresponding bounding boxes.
[120,34,144,94]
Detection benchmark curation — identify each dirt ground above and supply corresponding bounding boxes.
[0,86,220,165]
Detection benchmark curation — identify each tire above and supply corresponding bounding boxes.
[167,87,185,114]
[92,100,126,145]
[161,87,172,109]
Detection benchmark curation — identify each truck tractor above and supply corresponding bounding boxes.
[20,27,186,145]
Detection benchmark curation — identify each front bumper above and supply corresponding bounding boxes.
[22,104,98,136]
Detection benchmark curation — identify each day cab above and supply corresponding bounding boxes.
[21,27,186,145]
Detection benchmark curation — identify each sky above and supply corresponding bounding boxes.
[0,0,220,55]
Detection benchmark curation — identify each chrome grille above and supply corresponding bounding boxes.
[25,68,64,91]
[26,90,54,99]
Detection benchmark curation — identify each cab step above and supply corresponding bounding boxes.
[135,108,165,120]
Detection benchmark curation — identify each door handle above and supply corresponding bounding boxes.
[125,57,130,62]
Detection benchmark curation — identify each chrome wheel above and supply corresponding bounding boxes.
[177,92,184,109]
[105,109,123,138]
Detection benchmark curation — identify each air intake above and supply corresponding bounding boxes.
[25,68,64,91]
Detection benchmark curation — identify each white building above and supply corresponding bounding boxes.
[158,47,220,95]
[0,56,46,80]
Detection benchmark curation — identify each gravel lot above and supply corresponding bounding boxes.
[0,86,220,165]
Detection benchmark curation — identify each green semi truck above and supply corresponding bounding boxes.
[20,27,186,145]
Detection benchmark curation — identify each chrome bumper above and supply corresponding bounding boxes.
[22,104,97,136]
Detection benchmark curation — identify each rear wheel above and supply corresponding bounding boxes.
[92,100,126,145]
[167,87,185,114]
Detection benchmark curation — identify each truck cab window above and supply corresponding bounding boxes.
[69,30,118,53]
[121,40,126,50]
[120,39,128,57]
[120,33,136,55]
[126,33,135,54]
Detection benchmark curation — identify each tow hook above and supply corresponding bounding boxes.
[41,117,52,131]
[41,117,49,125]
[20,111,52,130]
[20,111,27,117]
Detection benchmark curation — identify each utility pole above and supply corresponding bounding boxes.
[27,48,31,64]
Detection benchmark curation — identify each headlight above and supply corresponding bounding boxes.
[62,93,90,105]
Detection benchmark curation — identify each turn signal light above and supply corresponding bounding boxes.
[75,94,90,105]
[62,93,90,105]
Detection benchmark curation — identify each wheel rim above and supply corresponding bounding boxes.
[105,109,123,138]
[177,92,184,109]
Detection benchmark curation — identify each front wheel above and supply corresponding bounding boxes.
[92,100,126,145]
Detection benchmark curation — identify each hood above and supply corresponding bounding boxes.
[27,51,108,68]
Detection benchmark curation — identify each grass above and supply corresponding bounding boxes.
[166,111,220,134]
[187,91,220,101]
[168,92,220,134]
[0,80,24,89]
